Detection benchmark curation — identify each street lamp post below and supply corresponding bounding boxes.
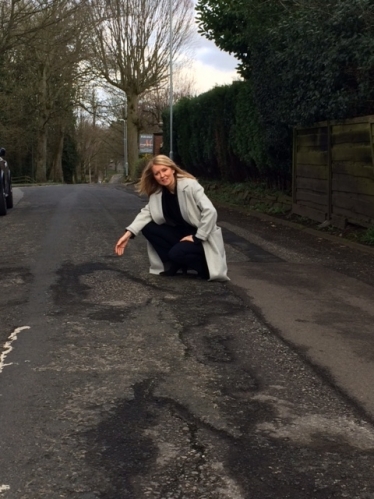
[119,118,128,177]
[169,0,173,160]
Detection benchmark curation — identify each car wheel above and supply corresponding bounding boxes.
[0,180,7,216]
[6,178,13,209]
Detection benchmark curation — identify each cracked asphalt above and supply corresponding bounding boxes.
[1,184,374,499]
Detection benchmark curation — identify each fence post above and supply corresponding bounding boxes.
[369,121,374,170]
[327,123,332,220]
[292,127,297,206]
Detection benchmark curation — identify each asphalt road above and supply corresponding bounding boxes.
[1,184,374,499]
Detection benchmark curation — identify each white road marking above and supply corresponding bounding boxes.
[0,326,30,374]
[0,485,10,493]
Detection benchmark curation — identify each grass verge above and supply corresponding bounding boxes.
[201,179,374,249]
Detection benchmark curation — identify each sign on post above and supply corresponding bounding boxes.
[139,134,154,154]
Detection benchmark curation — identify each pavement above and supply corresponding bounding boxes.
[3,183,374,498]
[13,183,374,423]
[109,173,124,183]
[215,204,374,422]
[116,183,374,423]
[229,258,374,414]
[12,187,24,206]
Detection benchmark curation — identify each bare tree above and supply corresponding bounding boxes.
[0,1,94,181]
[87,0,194,176]
[23,1,92,182]
[0,0,83,56]
[138,67,196,132]
[76,114,106,183]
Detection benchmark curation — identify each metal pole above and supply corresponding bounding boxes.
[124,119,128,177]
[120,116,129,177]
[124,98,128,177]
[169,0,173,160]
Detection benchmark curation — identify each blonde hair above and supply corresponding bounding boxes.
[137,155,195,196]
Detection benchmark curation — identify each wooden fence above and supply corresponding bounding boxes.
[292,116,374,228]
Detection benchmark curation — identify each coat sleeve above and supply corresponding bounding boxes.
[191,182,218,241]
[126,203,153,236]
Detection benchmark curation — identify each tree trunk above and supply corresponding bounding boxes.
[35,127,47,182]
[49,129,65,182]
[127,92,139,179]
[35,64,48,182]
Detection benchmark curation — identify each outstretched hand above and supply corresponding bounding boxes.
[115,231,132,256]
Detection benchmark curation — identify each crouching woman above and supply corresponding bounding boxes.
[114,155,229,282]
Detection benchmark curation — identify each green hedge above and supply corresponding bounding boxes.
[162,81,292,188]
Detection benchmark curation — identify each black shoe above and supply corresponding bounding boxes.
[160,264,188,276]
[197,270,209,280]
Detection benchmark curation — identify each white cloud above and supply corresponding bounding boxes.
[195,38,239,72]
[189,5,241,94]
[190,59,239,94]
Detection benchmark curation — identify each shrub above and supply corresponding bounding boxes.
[133,154,152,180]
[361,227,374,246]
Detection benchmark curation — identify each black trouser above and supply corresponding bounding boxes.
[142,221,209,277]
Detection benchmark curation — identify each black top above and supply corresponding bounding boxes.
[162,186,188,227]
[161,186,202,244]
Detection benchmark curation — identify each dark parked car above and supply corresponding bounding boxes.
[0,148,13,216]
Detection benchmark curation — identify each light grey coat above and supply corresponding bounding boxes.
[126,177,229,281]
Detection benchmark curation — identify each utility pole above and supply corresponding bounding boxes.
[119,115,128,177]
[169,0,173,160]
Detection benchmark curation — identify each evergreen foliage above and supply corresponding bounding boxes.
[62,134,79,184]
[251,0,374,126]
[162,82,284,185]
[184,0,374,187]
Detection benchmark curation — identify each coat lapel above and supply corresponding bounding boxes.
[176,179,187,219]
[176,178,194,226]
[150,189,166,224]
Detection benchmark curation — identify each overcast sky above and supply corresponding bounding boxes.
[189,3,240,94]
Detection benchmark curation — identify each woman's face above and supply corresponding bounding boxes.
[152,164,176,191]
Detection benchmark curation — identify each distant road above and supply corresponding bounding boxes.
[11,187,23,206]
[109,173,124,183]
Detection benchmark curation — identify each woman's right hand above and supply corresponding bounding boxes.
[115,231,132,256]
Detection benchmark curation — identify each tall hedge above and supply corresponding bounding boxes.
[191,0,374,190]
[162,81,290,186]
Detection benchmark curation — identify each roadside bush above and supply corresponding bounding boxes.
[361,227,374,246]
[62,134,79,183]
[187,0,374,191]
[163,81,288,186]
[134,154,152,179]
